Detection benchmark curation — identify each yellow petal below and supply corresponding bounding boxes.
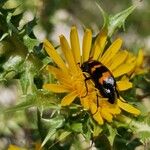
[46,65,71,86]
[101,108,113,122]
[113,62,135,78]
[117,99,141,115]
[90,102,98,114]
[44,39,67,72]
[126,52,136,63]
[92,29,107,60]
[100,38,122,65]
[43,84,69,93]
[80,97,90,110]
[8,145,21,150]
[35,142,43,150]
[70,26,81,64]
[61,91,78,106]
[46,65,65,76]
[82,28,92,62]
[117,80,132,91]
[108,106,121,115]
[103,101,121,115]
[93,109,104,125]
[109,50,128,71]
[128,49,144,77]
[59,35,78,73]
[120,75,130,80]
[47,65,70,79]
[136,49,143,67]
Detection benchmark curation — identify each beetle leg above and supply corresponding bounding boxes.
[91,93,99,115]
[81,73,91,98]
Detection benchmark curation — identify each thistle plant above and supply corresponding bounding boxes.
[0,1,150,150]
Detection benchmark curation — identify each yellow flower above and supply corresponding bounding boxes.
[128,49,145,77]
[8,145,23,150]
[8,143,42,150]
[43,26,141,125]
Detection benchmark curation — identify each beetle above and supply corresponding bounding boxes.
[81,60,119,104]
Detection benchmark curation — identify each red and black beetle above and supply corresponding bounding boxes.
[81,60,119,104]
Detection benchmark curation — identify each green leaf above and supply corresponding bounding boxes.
[58,131,71,142]
[38,109,65,147]
[2,90,57,114]
[2,54,23,71]
[81,117,92,140]
[117,115,150,143]
[96,2,108,28]
[95,134,111,150]
[133,73,150,92]
[3,94,35,113]
[135,115,150,143]
[11,12,23,28]
[23,35,39,53]
[108,6,135,37]
[90,118,103,137]
[6,12,19,34]
[35,90,60,108]
[42,56,53,66]
[107,124,117,146]
[41,116,65,130]
[70,123,83,133]
[113,127,142,150]
[24,18,37,35]
[1,54,24,80]
[93,124,102,137]
[96,3,136,37]
[0,33,9,41]
[20,61,36,94]
[42,129,56,147]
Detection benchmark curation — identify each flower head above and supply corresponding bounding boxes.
[43,26,141,124]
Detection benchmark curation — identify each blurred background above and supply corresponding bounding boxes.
[0,0,150,149]
[3,0,150,49]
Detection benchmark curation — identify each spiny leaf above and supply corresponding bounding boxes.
[118,115,150,143]
[42,56,53,66]
[20,61,36,94]
[58,131,71,142]
[70,123,83,133]
[2,54,23,71]
[11,12,23,28]
[96,3,136,37]
[135,114,150,143]
[47,131,71,150]
[113,127,142,150]
[6,12,19,34]
[41,129,56,147]
[94,134,111,150]
[95,2,108,28]
[3,94,35,113]
[38,109,65,147]
[107,124,117,146]
[40,116,65,130]
[138,131,150,143]
[2,90,58,113]
[23,35,39,53]
[90,118,103,137]
[24,17,37,35]
[108,6,136,37]
[0,33,9,41]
